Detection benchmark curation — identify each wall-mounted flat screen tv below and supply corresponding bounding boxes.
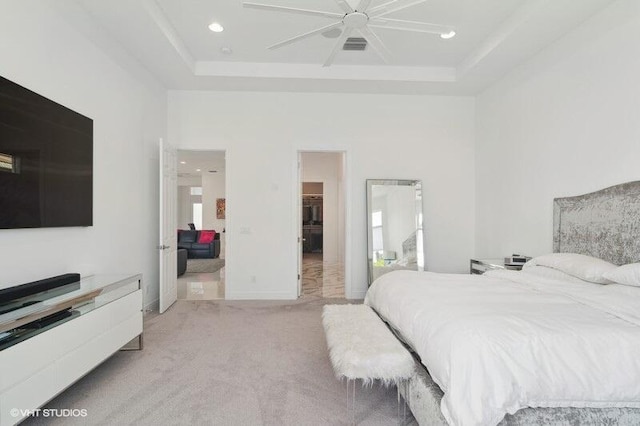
[0,76,93,229]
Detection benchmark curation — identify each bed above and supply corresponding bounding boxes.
[364,181,640,426]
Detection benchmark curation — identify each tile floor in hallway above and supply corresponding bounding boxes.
[301,253,345,298]
[177,267,225,300]
[178,253,343,300]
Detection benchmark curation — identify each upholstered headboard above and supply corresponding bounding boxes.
[553,181,640,265]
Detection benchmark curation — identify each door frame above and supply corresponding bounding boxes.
[293,147,351,299]
[167,146,230,301]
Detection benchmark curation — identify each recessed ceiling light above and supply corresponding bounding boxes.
[180,161,186,164]
[196,168,201,172]
[208,22,224,33]
[220,47,233,55]
[440,31,456,40]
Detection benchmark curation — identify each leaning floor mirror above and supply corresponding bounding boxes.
[366,179,425,285]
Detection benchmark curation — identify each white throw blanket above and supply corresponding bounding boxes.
[364,270,640,426]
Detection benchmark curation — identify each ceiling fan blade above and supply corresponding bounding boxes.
[370,17,454,35]
[358,27,391,64]
[268,22,344,50]
[243,2,344,19]
[333,0,354,13]
[356,0,373,12]
[323,28,353,67]
[368,0,427,18]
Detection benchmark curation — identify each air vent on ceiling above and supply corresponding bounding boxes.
[343,37,367,51]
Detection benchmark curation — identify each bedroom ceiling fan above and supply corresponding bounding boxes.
[243,0,456,67]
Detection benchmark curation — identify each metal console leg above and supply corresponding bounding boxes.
[120,333,143,351]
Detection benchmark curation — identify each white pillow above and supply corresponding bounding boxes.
[602,263,640,287]
[527,253,617,284]
[522,264,594,284]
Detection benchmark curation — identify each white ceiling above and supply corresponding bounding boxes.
[155,0,524,67]
[178,150,225,178]
[65,0,615,95]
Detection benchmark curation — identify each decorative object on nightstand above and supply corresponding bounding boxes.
[504,254,531,269]
[470,254,531,274]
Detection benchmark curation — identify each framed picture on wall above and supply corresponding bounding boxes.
[216,198,226,219]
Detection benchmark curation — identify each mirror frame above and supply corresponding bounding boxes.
[366,179,424,286]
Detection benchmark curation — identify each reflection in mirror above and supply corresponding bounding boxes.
[367,179,424,285]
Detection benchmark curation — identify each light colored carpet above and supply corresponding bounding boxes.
[186,258,225,273]
[24,298,417,425]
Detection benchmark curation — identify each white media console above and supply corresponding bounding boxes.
[0,274,143,425]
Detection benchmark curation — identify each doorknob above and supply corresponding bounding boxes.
[157,244,171,250]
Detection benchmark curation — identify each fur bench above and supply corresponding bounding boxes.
[322,304,414,385]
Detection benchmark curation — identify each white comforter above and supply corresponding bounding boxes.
[364,269,640,426]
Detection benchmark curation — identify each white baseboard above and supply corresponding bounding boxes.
[144,298,159,312]
[348,290,367,300]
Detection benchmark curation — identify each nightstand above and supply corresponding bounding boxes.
[470,258,524,275]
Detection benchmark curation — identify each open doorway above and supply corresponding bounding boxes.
[176,150,226,300]
[299,152,346,298]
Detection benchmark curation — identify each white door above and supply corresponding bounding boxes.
[159,138,177,313]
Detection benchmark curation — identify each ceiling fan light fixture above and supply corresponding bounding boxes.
[208,22,224,33]
[322,28,343,39]
[440,30,456,39]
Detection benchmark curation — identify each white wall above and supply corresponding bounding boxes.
[177,175,202,230]
[301,152,343,263]
[475,0,640,258]
[0,2,166,309]
[177,185,193,230]
[169,91,475,299]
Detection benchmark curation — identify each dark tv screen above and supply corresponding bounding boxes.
[0,76,93,229]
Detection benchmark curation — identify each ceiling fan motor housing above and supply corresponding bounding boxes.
[343,12,369,29]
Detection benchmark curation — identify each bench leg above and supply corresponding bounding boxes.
[396,380,410,425]
[345,379,357,424]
